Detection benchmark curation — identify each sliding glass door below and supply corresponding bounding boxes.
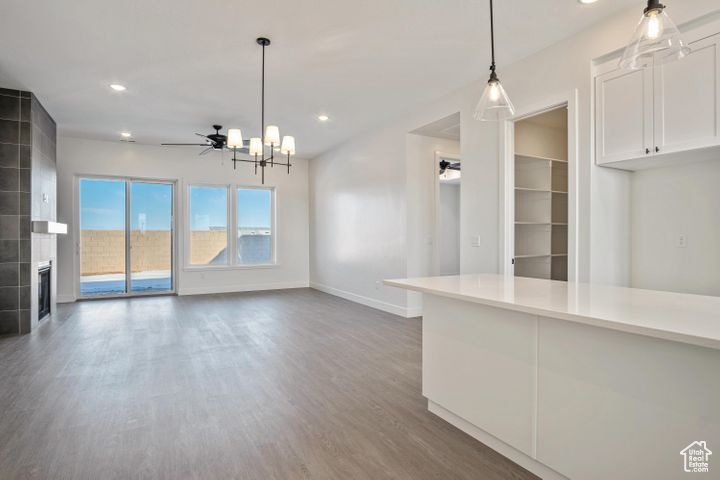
[79,178,174,297]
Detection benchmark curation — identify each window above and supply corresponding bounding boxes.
[188,186,228,266]
[237,188,273,264]
[186,185,275,268]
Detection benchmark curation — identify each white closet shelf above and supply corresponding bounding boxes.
[515,253,568,259]
[515,187,568,194]
[515,153,568,163]
[515,221,568,226]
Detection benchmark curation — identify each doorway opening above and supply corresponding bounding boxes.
[78,177,175,297]
[409,112,462,276]
[436,152,461,275]
[512,106,569,281]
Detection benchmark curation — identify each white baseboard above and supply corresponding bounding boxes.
[309,281,419,318]
[428,401,568,480]
[178,280,309,296]
[56,294,76,304]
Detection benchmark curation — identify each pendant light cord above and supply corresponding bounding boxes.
[489,0,495,71]
[261,43,265,145]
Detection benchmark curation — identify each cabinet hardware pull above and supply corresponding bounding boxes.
[645,148,650,154]
[655,146,659,153]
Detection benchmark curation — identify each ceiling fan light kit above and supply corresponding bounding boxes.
[161,37,296,184]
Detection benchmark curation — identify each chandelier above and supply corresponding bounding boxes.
[227,37,296,184]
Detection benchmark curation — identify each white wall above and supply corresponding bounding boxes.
[56,136,309,301]
[438,184,460,275]
[631,159,720,296]
[309,97,462,317]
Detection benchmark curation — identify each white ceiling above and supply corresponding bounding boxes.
[0,0,637,158]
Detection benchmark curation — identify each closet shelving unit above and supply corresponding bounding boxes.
[514,152,568,281]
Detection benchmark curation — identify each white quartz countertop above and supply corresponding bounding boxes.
[384,274,720,350]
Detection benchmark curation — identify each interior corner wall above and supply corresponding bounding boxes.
[56,136,309,301]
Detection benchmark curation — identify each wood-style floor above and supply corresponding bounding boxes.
[0,288,538,480]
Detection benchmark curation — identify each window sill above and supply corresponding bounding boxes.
[183,263,280,272]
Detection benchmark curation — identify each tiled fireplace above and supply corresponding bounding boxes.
[0,88,58,335]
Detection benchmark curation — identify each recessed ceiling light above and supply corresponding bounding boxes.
[317,115,329,122]
[110,84,127,92]
[578,0,598,4]
[120,132,132,138]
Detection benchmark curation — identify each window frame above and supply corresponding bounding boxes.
[184,183,277,271]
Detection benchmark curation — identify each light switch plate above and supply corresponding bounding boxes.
[471,235,481,247]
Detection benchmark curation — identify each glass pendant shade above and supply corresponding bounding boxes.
[619,7,690,70]
[264,125,280,146]
[280,136,296,155]
[474,78,515,121]
[226,128,243,148]
[249,137,263,155]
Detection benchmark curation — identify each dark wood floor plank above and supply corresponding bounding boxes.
[0,288,538,480]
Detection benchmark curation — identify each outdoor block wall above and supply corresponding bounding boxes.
[80,230,228,275]
[80,230,272,276]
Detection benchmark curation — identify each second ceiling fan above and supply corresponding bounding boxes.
[161,124,248,155]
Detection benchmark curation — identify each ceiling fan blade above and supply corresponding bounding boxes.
[161,143,210,146]
[198,146,214,156]
[195,133,211,139]
[226,146,250,154]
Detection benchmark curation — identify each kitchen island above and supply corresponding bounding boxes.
[385,274,720,480]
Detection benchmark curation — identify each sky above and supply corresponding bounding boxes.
[80,179,271,231]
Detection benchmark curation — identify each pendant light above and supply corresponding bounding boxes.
[474,0,515,121]
[619,1,690,70]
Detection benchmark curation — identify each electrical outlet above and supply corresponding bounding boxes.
[42,193,49,204]
[375,280,381,290]
[471,235,481,247]
[677,234,687,248]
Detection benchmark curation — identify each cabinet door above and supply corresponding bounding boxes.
[595,68,653,165]
[654,33,720,155]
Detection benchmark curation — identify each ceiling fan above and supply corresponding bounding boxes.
[439,159,461,175]
[161,124,249,155]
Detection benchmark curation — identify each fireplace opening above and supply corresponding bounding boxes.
[38,263,51,320]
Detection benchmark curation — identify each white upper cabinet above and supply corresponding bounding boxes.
[596,32,720,170]
[654,33,720,155]
[596,68,653,165]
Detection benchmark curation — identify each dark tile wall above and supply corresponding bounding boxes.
[0,88,56,335]
[0,88,29,335]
